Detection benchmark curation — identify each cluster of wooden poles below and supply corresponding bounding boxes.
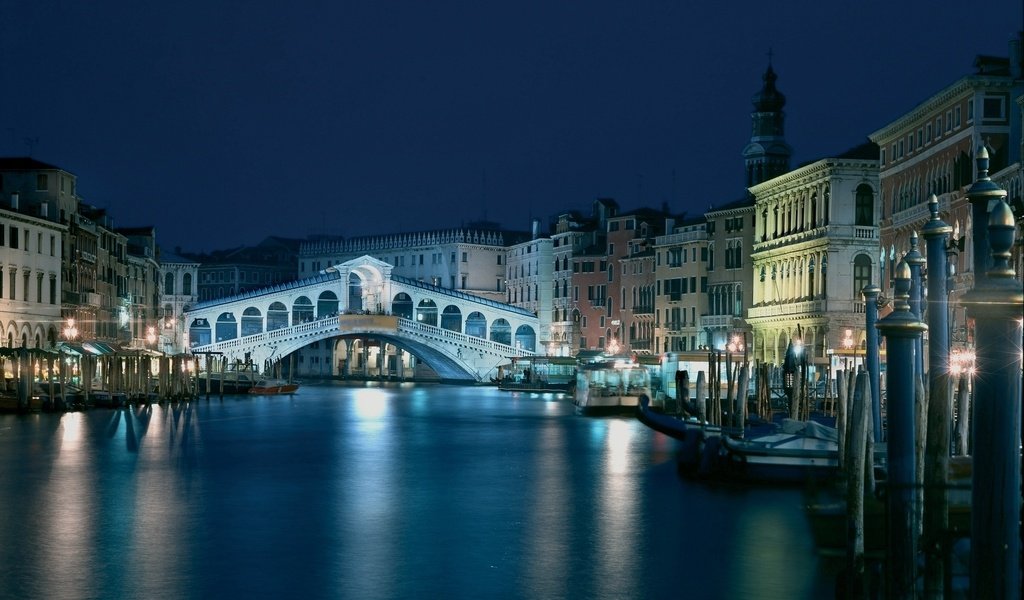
[1,348,202,410]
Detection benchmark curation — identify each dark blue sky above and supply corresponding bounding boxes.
[2,1,1021,252]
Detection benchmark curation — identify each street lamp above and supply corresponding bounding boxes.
[146,326,157,349]
[63,318,78,341]
[841,328,854,372]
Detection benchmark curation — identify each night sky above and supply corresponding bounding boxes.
[2,1,1021,252]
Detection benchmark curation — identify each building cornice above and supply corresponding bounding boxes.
[749,157,878,197]
[869,74,1020,142]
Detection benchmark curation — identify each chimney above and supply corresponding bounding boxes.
[531,218,540,240]
[11,192,18,210]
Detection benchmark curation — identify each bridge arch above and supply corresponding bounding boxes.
[189,318,211,346]
[416,299,438,326]
[216,313,237,342]
[268,302,289,330]
[317,291,339,318]
[392,292,413,319]
[292,296,314,324]
[241,307,263,337]
[441,305,462,333]
[491,318,511,345]
[515,324,537,351]
[466,311,486,338]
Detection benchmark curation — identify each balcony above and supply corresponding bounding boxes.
[747,299,827,320]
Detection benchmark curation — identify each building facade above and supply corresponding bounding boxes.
[747,146,880,367]
[869,40,1023,349]
[703,200,756,351]
[653,218,708,353]
[298,227,522,304]
[158,248,200,354]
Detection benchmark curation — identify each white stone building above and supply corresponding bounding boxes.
[747,144,880,368]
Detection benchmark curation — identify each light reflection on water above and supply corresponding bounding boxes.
[0,385,831,599]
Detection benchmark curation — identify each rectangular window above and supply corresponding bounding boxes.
[49,277,56,304]
[945,110,952,132]
[967,99,974,122]
[22,229,28,251]
[36,276,41,303]
[609,221,620,232]
[9,226,17,249]
[36,174,48,191]
[880,148,886,165]
[9,270,16,300]
[935,118,942,138]
[608,243,614,256]
[925,123,931,143]
[954,106,961,128]
[462,252,468,263]
[916,129,922,148]
[983,96,1004,120]
[907,134,913,153]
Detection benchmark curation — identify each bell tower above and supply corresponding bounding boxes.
[743,56,792,188]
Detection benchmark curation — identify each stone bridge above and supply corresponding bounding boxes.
[185,256,538,382]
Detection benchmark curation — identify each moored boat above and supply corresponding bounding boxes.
[718,419,840,483]
[574,358,650,416]
[248,378,300,394]
[496,355,576,394]
[197,363,258,394]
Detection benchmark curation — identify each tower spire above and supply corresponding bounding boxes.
[742,55,792,190]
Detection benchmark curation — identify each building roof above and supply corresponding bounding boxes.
[158,247,200,264]
[0,157,65,171]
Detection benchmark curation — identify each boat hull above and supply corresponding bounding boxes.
[248,383,299,395]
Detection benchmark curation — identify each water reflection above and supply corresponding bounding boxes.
[0,387,830,599]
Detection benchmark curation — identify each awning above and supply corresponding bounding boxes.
[82,341,119,355]
[55,341,86,356]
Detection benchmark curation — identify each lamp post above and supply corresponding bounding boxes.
[62,318,78,341]
[841,328,854,373]
[146,326,157,350]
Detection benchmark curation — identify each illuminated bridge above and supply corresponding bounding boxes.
[185,256,538,382]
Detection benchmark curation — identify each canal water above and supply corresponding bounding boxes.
[0,384,834,599]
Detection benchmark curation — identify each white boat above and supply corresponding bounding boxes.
[574,358,650,416]
[718,419,840,483]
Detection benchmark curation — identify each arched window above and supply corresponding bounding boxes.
[182,273,193,295]
[855,184,874,226]
[164,272,175,295]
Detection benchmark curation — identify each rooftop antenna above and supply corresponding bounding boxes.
[24,136,38,157]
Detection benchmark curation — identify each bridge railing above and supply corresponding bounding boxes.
[193,318,342,355]
[396,318,533,358]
